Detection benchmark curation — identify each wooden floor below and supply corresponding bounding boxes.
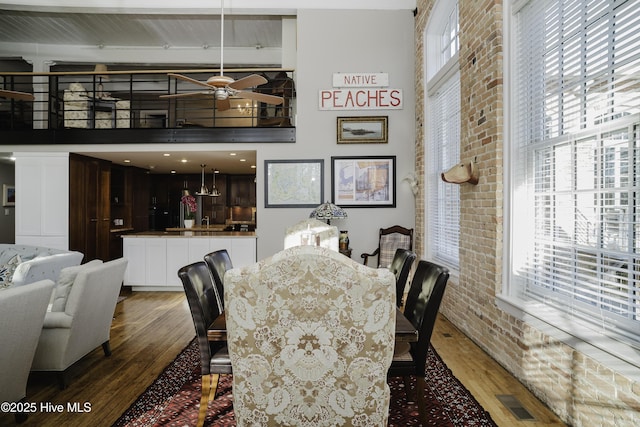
[1,291,566,427]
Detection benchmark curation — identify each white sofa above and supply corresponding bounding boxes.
[31,258,128,388]
[0,280,55,423]
[0,244,84,288]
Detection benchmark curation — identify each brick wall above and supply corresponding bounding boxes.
[414,1,640,426]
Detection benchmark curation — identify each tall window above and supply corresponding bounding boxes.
[510,0,640,350]
[425,1,461,269]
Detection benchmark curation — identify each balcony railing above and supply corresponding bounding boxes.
[0,69,295,131]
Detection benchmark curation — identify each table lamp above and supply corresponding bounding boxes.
[309,201,348,225]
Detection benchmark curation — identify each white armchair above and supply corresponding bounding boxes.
[0,280,55,423]
[284,218,339,251]
[30,258,128,388]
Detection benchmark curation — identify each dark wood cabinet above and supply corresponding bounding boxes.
[70,154,111,262]
[131,168,150,231]
[109,165,149,259]
[110,165,131,228]
[228,175,256,207]
[147,173,255,228]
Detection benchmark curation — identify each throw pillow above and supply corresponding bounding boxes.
[0,248,21,265]
[0,254,22,288]
[50,259,103,312]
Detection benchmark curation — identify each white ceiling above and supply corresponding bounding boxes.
[0,11,283,52]
[82,149,257,175]
[0,150,258,175]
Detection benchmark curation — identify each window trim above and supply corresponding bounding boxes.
[496,294,640,382]
[423,0,461,272]
[503,0,640,377]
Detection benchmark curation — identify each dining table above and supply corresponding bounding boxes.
[207,308,418,343]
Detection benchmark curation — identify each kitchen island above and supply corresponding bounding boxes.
[122,231,257,291]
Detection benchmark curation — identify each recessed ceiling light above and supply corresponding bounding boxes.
[124,159,131,163]
[163,153,171,157]
[240,158,246,162]
[181,159,188,163]
[251,165,256,169]
[230,153,237,156]
[171,170,176,174]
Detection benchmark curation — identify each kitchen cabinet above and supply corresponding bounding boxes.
[122,233,257,291]
[69,154,111,261]
[228,175,256,207]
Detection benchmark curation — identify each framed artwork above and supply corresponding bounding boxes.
[2,184,15,207]
[265,159,324,208]
[337,116,388,144]
[331,156,396,207]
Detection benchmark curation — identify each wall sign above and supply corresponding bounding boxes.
[319,89,403,110]
[320,72,403,110]
[332,73,389,87]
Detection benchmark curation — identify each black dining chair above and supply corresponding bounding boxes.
[178,261,232,427]
[389,248,416,307]
[388,260,449,426]
[203,249,233,312]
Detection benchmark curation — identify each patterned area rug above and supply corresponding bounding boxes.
[113,339,497,426]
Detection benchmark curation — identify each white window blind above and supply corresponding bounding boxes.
[428,74,461,267]
[511,0,640,348]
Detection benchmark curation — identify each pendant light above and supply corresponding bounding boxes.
[195,164,209,195]
[181,180,190,196]
[210,168,221,197]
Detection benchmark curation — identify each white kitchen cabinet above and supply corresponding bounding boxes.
[122,233,257,291]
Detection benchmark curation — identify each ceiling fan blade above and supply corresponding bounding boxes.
[160,91,212,99]
[167,73,213,89]
[216,98,231,111]
[236,90,284,105]
[0,89,35,101]
[228,74,268,90]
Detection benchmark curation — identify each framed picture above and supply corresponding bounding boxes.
[337,116,388,144]
[331,156,396,207]
[2,184,15,207]
[265,159,324,208]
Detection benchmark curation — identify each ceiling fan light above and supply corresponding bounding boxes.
[215,88,229,100]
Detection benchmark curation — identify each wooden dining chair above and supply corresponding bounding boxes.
[225,245,397,426]
[389,248,416,307]
[178,261,232,427]
[388,260,449,426]
[203,249,233,312]
[361,225,414,268]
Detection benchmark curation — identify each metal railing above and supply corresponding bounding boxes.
[0,69,295,131]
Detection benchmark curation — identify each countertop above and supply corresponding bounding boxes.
[121,230,256,238]
[110,227,135,233]
[165,227,226,232]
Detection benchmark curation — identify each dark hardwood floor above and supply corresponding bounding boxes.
[0,291,565,427]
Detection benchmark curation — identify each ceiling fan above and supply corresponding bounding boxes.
[0,89,35,101]
[160,0,284,111]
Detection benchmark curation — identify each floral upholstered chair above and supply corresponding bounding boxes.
[225,245,396,426]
